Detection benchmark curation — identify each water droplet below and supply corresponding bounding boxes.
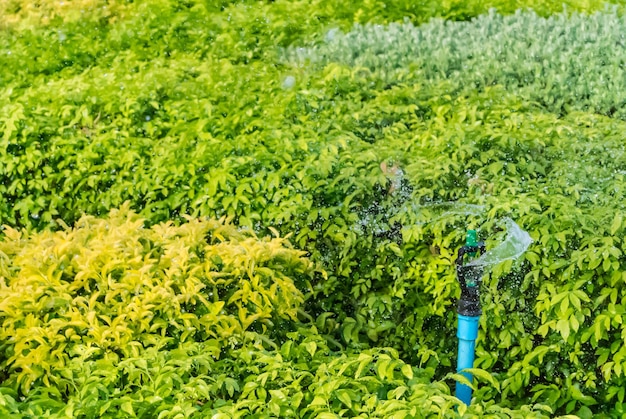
[282,75,296,90]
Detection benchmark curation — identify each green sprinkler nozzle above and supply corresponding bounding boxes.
[466,230,477,248]
[465,230,478,286]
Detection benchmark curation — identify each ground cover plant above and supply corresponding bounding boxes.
[3,0,626,416]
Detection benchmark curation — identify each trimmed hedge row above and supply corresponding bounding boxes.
[287,8,626,119]
[1,0,622,31]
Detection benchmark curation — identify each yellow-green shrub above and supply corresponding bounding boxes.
[0,204,312,394]
[0,0,130,28]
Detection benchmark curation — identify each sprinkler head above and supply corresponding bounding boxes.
[466,230,477,247]
[466,230,478,258]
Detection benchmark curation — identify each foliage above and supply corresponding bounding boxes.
[278,66,626,416]
[0,205,311,392]
[0,208,553,418]
[1,0,623,31]
[3,0,626,416]
[286,8,626,120]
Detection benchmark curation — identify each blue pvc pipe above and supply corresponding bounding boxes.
[456,314,480,405]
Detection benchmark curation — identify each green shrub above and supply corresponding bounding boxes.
[0,205,312,393]
[286,8,626,119]
[4,0,626,415]
[0,208,555,418]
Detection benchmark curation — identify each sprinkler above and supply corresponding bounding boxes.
[455,230,486,406]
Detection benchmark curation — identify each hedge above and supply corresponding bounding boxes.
[0,207,556,418]
[3,0,626,416]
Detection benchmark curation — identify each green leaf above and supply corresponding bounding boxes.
[120,401,135,417]
[335,389,352,408]
[304,341,317,357]
[224,378,239,398]
[446,373,474,390]
[377,359,391,380]
[464,368,500,391]
[401,364,413,380]
[556,319,570,341]
[355,354,373,378]
[611,213,622,235]
[576,406,593,419]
